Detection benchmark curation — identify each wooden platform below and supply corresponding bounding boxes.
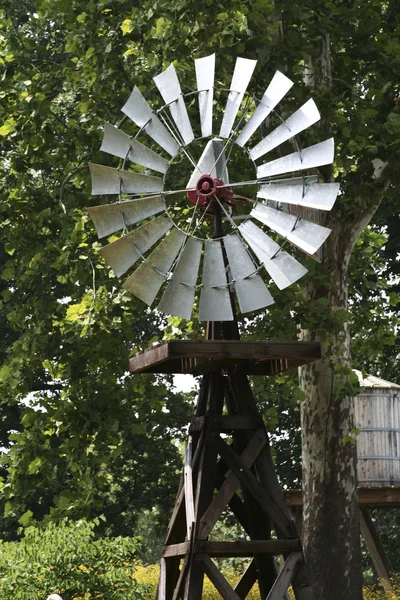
[128,340,321,375]
[284,486,400,508]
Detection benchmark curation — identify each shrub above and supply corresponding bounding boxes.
[0,518,153,600]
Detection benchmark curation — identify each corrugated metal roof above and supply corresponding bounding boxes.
[353,369,400,390]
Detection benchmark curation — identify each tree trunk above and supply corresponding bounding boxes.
[299,218,363,600]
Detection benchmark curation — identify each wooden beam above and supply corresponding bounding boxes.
[190,414,264,433]
[172,556,189,600]
[184,438,195,540]
[199,430,267,539]
[212,433,294,537]
[158,558,167,600]
[162,542,191,558]
[234,558,258,599]
[266,553,302,600]
[284,487,400,508]
[195,540,302,556]
[197,554,242,600]
[360,508,394,594]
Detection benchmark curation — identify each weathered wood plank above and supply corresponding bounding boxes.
[197,554,242,600]
[129,340,321,373]
[184,437,195,540]
[199,430,267,539]
[158,558,167,600]
[284,486,400,508]
[191,414,263,433]
[360,508,394,593]
[212,434,294,537]
[162,542,191,558]
[183,372,225,600]
[172,556,189,600]
[234,558,258,599]
[266,553,302,600]
[195,540,301,556]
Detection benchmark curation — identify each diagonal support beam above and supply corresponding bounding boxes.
[211,433,295,537]
[360,508,394,594]
[266,552,303,600]
[199,429,267,538]
[197,554,242,600]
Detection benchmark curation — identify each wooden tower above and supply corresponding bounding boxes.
[129,335,321,599]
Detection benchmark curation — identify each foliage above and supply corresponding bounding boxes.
[0,518,152,600]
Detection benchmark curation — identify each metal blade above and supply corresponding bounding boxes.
[195,53,215,137]
[257,138,335,179]
[186,138,229,190]
[153,63,194,145]
[158,237,203,320]
[87,196,165,239]
[236,70,294,147]
[101,123,169,174]
[239,221,307,289]
[257,181,340,211]
[99,215,172,277]
[224,234,274,313]
[250,99,320,161]
[123,227,186,306]
[219,57,257,139]
[89,163,163,196]
[251,204,331,255]
[199,240,233,321]
[122,86,179,157]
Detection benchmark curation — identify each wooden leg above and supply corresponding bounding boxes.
[360,508,394,595]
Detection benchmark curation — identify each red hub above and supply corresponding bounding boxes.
[187,174,233,207]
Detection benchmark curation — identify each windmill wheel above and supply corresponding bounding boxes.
[87,54,339,321]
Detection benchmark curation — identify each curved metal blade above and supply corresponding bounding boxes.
[239,220,307,289]
[219,57,257,139]
[250,99,320,161]
[122,227,185,306]
[87,196,165,239]
[153,63,194,146]
[236,71,294,147]
[199,240,233,321]
[158,237,203,320]
[257,181,340,211]
[99,215,172,277]
[122,86,179,157]
[89,163,163,196]
[251,204,331,255]
[195,53,215,137]
[101,123,169,174]
[186,138,229,190]
[224,234,274,313]
[257,138,334,179]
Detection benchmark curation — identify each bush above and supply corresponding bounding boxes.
[0,518,153,600]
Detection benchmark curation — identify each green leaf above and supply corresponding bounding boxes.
[27,457,43,475]
[18,509,33,527]
[0,118,16,137]
[65,300,89,322]
[85,46,95,59]
[121,18,133,35]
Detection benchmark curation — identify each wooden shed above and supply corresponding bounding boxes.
[354,370,400,488]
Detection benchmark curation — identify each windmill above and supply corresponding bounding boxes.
[87,54,338,600]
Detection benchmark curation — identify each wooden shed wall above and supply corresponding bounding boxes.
[354,388,400,487]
